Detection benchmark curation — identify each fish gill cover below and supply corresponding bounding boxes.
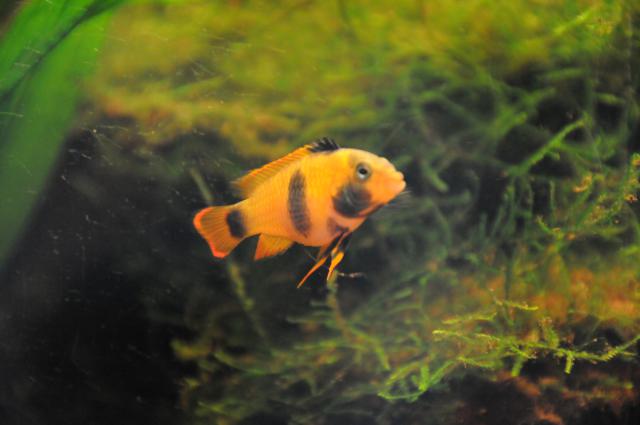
[1,0,639,424]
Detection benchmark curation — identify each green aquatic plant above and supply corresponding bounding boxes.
[79,0,640,423]
[0,0,129,271]
[175,256,640,423]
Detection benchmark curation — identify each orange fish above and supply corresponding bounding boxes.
[193,138,406,287]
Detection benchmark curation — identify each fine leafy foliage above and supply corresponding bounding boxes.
[54,0,640,423]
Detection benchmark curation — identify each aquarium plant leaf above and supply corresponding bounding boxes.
[0,0,126,101]
[0,1,126,272]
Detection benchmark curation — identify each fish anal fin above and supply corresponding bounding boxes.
[255,234,294,260]
[233,137,340,197]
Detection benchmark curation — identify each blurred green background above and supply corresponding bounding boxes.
[1,1,639,424]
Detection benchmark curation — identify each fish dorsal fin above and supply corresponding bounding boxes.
[233,137,340,197]
[307,137,340,153]
[254,234,294,260]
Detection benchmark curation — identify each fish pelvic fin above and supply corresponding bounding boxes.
[326,233,352,280]
[296,255,329,288]
[193,204,250,258]
[255,234,294,260]
[296,231,351,288]
[326,251,345,281]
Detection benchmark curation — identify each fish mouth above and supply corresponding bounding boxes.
[391,171,406,194]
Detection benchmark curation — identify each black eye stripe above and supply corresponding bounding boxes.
[332,183,372,217]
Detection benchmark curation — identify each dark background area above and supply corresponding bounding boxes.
[0,131,208,425]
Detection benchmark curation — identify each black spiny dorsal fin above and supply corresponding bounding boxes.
[308,137,340,153]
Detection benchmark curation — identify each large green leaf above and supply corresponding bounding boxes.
[0,1,124,272]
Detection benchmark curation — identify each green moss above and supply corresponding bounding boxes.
[80,0,640,423]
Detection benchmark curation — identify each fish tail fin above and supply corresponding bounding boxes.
[193,204,250,258]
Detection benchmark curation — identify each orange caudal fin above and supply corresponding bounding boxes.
[193,205,249,258]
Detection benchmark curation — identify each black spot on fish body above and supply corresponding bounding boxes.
[332,182,372,218]
[226,209,246,238]
[308,137,340,153]
[327,217,349,236]
[288,170,311,236]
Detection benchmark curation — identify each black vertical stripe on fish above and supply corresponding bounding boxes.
[288,170,311,236]
[332,182,372,218]
[226,209,246,238]
[327,217,349,236]
[308,137,340,152]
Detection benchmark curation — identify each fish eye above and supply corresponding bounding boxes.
[355,163,371,181]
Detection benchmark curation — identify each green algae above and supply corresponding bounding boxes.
[74,0,640,423]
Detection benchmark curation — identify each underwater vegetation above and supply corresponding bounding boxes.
[0,0,127,272]
[91,1,640,423]
[1,0,640,424]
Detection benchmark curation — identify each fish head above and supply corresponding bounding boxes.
[331,149,406,218]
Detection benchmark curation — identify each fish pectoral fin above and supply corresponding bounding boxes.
[254,234,294,260]
[296,255,329,288]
